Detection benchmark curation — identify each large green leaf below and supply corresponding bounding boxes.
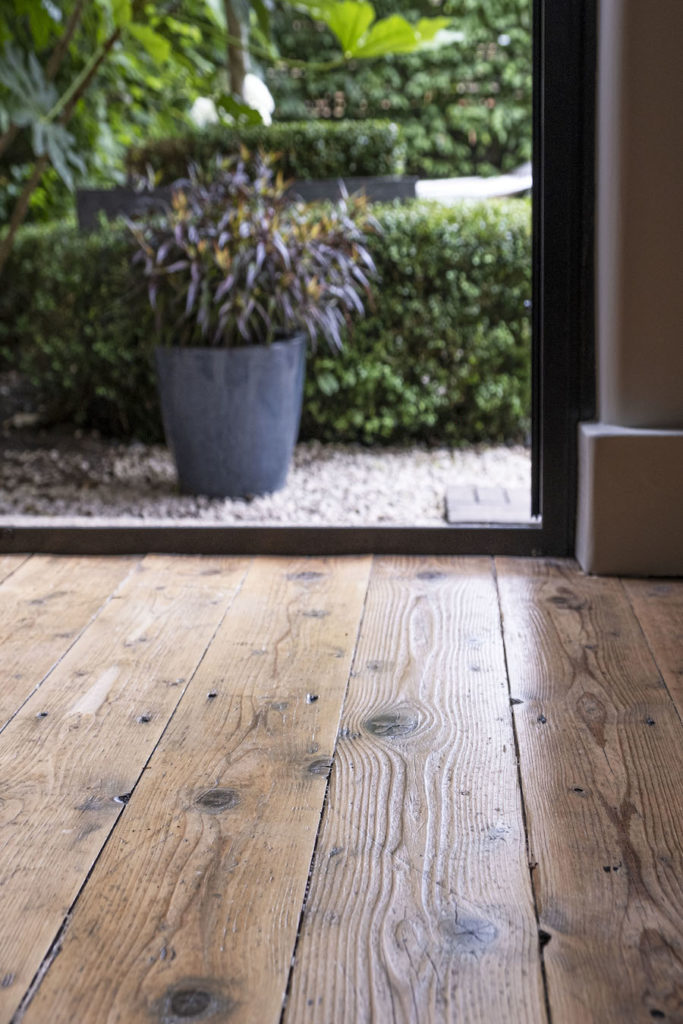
[127,23,172,63]
[352,14,451,58]
[111,0,133,27]
[285,2,452,59]
[413,17,453,47]
[0,43,58,123]
[41,123,86,189]
[214,93,264,125]
[323,1,374,55]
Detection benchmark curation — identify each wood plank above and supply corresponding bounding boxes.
[497,558,683,1024]
[0,554,30,585]
[0,555,135,730]
[21,556,372,1024]
[0,555,249,1024]
[623,577,683,719]
[285,556,546,1023]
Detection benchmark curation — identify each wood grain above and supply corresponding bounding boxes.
[0,554,30,586]
[624,577,683,720]
[0,555,249,1024]
[21,556,372,1024]
[497,558,683,1024]
[285,556,546,1024]
[0,555,135,730]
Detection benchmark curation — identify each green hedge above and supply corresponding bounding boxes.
[303,199,531,444]
[0,224,159,439]
[125,119,406,184]
[1,198,530,446]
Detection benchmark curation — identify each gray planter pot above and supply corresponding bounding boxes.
[155,338,306,498]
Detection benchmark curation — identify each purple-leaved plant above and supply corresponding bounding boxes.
[127,151,379,351]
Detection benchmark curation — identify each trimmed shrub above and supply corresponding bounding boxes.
[125,119,406,185]
[1,198,530,446]
[303,199,531,444]
[0,222,160,439]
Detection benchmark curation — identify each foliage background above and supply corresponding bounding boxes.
[0,198,531,446]
[1,0,531,227]
[0,0,230,226]
[267,0,532,179]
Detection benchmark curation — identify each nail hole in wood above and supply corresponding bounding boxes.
[36,711,48,718]
[137,715,151,723]
[646,717,656,726]
[537,714,547,724]
[306,693,319,704]
[207,692,218,700]
[114,793,131,805]
[650,1011,666,1019]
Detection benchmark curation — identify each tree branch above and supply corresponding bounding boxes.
[45,0,89,80]
[49,28,122,125]
[0,155,49,277]
[0,125,21,162]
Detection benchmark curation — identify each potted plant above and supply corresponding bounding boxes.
[127,152,377,498]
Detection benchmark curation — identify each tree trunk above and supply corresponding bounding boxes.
[223,0,249,98]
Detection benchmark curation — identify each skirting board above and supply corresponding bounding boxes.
[576,422,683,575]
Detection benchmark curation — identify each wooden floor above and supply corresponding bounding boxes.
[0,555,681,1024]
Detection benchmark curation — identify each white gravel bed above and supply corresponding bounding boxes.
[0,435,530,525]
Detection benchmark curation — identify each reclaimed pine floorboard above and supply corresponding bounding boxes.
[20,556,371,1024]
[497,558,683,1024]
[0,555,249,1024]
[2,555,682,1024]
[624,577,683,721]
[285,556,546,1024]
[0,555,136,731]
[0,554,30,586]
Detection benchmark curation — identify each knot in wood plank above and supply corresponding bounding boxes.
[194,788,240,813]
[364,708,420,740]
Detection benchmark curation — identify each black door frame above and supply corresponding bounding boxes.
[0,0,596,557]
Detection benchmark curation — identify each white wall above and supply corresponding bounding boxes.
[576,0,683,575]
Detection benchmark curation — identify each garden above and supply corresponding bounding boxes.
[0,0,532,524]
